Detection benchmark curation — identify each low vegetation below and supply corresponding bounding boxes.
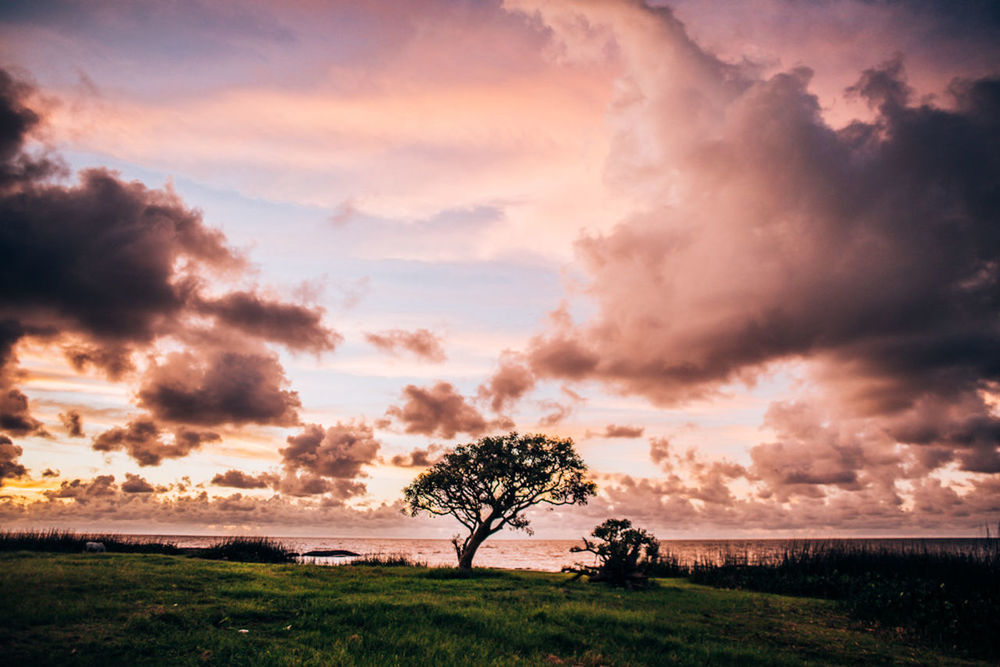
[191,537,297,564]
[0,530,296,564]
[0,529,182,555]
[348,552,427,567]
[680,541,1000,661]
[1,552,977,665]
[4,529,996,661]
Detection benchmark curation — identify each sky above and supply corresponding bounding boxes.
[0,0,999,539]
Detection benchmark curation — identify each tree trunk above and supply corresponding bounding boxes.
[457,525,492,570]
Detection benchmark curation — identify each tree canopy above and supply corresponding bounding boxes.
[402,431,597,569]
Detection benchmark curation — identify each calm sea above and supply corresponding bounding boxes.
[132,536,993,572]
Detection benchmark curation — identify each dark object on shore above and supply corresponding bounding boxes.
[191,536,297,564]
[688,541,1000,661]
[302,549,361,557]
[563,518,661,589]
[0,529,181,555]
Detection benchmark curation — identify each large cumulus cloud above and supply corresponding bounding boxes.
[522,1,1000,484]
[0,67,338,466]
[270,422,382,500]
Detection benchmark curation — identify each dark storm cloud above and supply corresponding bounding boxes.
[92,418,220,466]
[0,67,337,440]
[364,328,446,362]
[138,350,302,427]
[384,381,492,439]
[0,435,27,485]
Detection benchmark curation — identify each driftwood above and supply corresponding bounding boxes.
[301,549,361,557]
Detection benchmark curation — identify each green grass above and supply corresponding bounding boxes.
[0,552,983,666]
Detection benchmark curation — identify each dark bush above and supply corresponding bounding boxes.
[564,518,662,588]
[193,536,296,563]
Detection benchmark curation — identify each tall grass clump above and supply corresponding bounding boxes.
[193,536,296,563]
[348,551,427,567]
[688,540,1000,660]
[0,529,181,554]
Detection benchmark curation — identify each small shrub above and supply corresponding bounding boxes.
[564,518,662,589]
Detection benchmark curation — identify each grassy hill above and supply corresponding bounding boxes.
[0,552,982,666]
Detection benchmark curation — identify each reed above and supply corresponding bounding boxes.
[0,528,181,554]
[685,540,1000,660]
[348,551,427,567]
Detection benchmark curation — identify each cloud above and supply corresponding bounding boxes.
[478,350,535,413]
[0,67,336,443]
[280,422,380,481]
[138,349,301,427]
[120,473,155,494]
[59,410,84,437]
[41,468,59,478]
[0,435,27,485]
[0,386,45,436]
[196,291,339,354]
[91,418,220,466]
[592,424,644,439]
[2,474,416,534]
[747,401,903,502]
[211,469,277,489]
[537,400,571,427]
[44,474,118,502]
[517,1,1000,480]
[364,328,446,362]
[384,381,494,439]
[390,444,443,468]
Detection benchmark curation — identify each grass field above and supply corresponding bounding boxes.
[0,552,985,666]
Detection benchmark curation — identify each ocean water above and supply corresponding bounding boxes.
[134,536,994,572]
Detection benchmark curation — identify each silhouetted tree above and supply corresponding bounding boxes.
[403,432,597,569]
[565,518,660,588]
